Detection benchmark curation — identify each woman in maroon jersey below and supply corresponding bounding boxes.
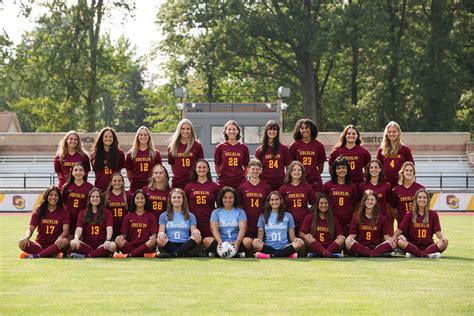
[19,186,70,258]
[61,162,94,239]
[125,126,162,193]
[114,190,157,258]
[394,189,448,258]
[323,157,358,236]
[142,164,171,220]
[90,127,125,192]
[359,159,393,234]
[214,120,250,190]
[376,121,414,188]
[289,119,326,193]
[329,125,371,185]
[168,119,204,189]
[299,194,345,258]
[391,161,424,225]
[279,160,316,233]
[184,159,220,238]
[54,130,91,189]
[345,190,396,257]
[69,188,116,258]
[104,172,131,238]
[255,120,292,190]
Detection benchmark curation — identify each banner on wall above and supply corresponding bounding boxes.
[0,193,42,212]
[430,192,474,211]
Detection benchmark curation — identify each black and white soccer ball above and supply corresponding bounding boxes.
[217,242,237,259]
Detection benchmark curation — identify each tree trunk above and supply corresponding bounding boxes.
[351,42,359,107]
[296,53,318,125]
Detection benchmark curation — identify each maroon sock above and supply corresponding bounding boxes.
[130,243,152,257]
[75,242,93,256]
[39,244,61,257]
[326,241,342,255]
[119,241,136,254]
[23,242,43,254]
[350,242,372,257]
[372,242,394,257]
[309,241,328,256]
[89,246,112,258]
[404,243,424,257]
[422,244,441,256]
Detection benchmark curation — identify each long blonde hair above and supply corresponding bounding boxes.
[168,119,197,157]
[398,161,416,186]
[412,189,430,225]
[130,126,157,160]
[381,121,402,156]
[56,130,88,162]
[147,164,171,191]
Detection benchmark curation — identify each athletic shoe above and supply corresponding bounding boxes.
[143,252,156,258]
[288,253,298,259]
[255,252,270,259]
[19,252,31,259]
[307,252,323,258]
[55,252,64,259]
[376,252,392,258]
[427,252,442,259]
[157,253,172,259]
[208,252,216,258]
[330,253,344,258]
[234,252,246,258]
[113,252,128,259]
[405,252,416,258]
[69,253,86,259]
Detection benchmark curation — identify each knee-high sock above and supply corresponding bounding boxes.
[422,244,441,256]
[119,240,136,254]
[350,242,372,257]
[326,241,343,256]
[207,240,218,254]
[308,240,327,256]
[175,239,197,257]
[404,242,423,257]
[272,245,296,258]
[23,242,44,254]
[39,244,61,257]
[75,242,93,256]
[372,242,394,257]
[89,246,112,258]
[130,243,152,257]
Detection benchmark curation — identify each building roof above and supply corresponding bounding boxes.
[0,112,22,132]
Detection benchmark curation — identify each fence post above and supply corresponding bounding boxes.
[440,173,443,189]
[24,173,26,189]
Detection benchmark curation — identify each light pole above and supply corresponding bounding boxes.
[174,86,187,120]
[277,86,290,131]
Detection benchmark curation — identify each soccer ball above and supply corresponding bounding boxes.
[217,242,237,259]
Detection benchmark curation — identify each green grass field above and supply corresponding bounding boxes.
[1,214,473,315]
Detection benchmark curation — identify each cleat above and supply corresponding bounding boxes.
[55,252,64,259]
[208,252,216,258]
[143,252,156,258]
[234,252,246,258]
[393,248,403,255]
[157,253,172,259]
[19,252,31,259]
[288,253,298,259]
[330,253,344,258]
[427,252,442,259]
[307,252,323,258]
[255,252,270,259]
[113,252,128,259]
[405,252,416,258]
[69,253,85,259]
[376,252,392,258]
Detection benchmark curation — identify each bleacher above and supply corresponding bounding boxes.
[0,155,472,191]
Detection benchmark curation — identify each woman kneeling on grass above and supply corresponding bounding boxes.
[299,194,345,258]
[156,188,202,258]
[253,191,303,259]
[393,189,448,258]
[69,188,116,258]
[19,186,69,258]
[345,190,396,257]
[113,190,157,258]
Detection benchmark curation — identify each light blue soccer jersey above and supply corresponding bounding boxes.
[159,211,197,243]
[257,212,295,249]
[210,207,247,242]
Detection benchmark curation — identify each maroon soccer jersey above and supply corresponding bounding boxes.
[125,149,163,192]
[120,211,158,247]
[358,181,392,218]
[63,181,94,234]
[398,210,441,249]
[329,145,371,185]
[391,182,425,223]
[168,142,204,189]
[289,140,327,191]
[300,213,344,246]
[77,209,114,249]
[279,183,316,231]
[255,144,292,190]
[142,186,170,220]
[237,180,271,238]
[214,141,250,189]
[30,206,70,247]
[349,214,390,249]
[106,190,132,237]
[184,180,220,237]
[376,145,414,188]
[92,149,126,192]
[54,152,91,189]
[323,181,358,228]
